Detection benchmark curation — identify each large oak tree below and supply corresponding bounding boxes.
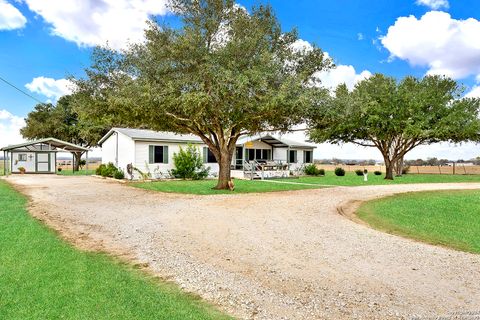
[308,74,480,180]
[21,95,110,171]
[73,0,331,189]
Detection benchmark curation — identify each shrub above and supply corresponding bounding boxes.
[96,164,106,176]
[334,167,345,176]
[374,170,382,175]
[170,144,210,180]
[57,167,62,172]
[355,169,363,176]
[18,167,26,173]
[96,163,119,178]
[113,169,125,180]
[79,159,86,169]
[304,164,321,176]
[318,168,325,176]
[402,165,410,175]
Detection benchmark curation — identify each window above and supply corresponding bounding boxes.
[148,145,168,164]
[203,147,217,163]
[288,150,297,163]
[245,149,271,161]
[18,154,27,161]
[304,150,313,163]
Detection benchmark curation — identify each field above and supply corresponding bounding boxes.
[133,172,480,195]
[292,172,480,186]
[358,190,480,253]
[0,180,230,320]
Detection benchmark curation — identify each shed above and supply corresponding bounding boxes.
[1,138,90,175]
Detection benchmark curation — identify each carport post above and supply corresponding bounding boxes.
[72,152,75,174]
[3,150,6,176]
[85,151,89,175]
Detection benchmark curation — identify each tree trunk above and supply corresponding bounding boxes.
[383,157,394,180]
[73,152,82,172]
[394,157,404,177]
[214,149,233,190]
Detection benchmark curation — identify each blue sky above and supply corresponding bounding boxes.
[1,0,480,159]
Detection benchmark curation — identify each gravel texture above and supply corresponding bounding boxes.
[5,175,480,320]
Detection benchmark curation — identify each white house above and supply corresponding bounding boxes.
[98,127,316,179]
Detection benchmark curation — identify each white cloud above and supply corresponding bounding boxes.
[23,0,169,50]
[465,85,480,98]
[416,0,449,10]
[25,77,74,100]
[315,65,372,91]
[381,11,480,79]
[0,0,27,30]
[357,33,364,41]
[0,109,25,148]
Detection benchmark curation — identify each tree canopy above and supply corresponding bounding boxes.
[73,0,331,189]
[308,74,480,179]
[21,94,110,170]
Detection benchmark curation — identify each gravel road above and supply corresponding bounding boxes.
[5,175,480,319]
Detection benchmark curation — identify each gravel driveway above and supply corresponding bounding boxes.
[5,175,480,319]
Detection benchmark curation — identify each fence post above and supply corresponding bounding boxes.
[453,162,455,175]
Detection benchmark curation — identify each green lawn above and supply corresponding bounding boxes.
[291,172,480,186]
[0,180,231,320]
[357,190,480,254]
[133,178,322,195]
[57,169,96,176]
[133,173,480,195]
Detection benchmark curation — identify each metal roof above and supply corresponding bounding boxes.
[98,128,315,149]
[1,138,90,152]
[98,127,203,145]
[237,134,316,149]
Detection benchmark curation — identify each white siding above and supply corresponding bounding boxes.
[101,131,135,173]
[134,141,219,179]
[273,148,314,170]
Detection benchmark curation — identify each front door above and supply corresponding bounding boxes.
[36,153,50,172]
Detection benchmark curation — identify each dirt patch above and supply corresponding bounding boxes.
[4,175,480,320]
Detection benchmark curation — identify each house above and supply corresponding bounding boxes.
[1,138,91,175]
[98,128,316,179]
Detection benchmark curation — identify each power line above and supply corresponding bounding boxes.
[0,76,46,104]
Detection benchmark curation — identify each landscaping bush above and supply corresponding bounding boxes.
[96,163,119,178]
[57,167,62,172]
[304,164,322,176]
[170,144,209,180]
[334,167,345,176]
[96,164,106,176]
[374,170,382,175]
[355,169,363,176]
[402,165,410,175]
[113,169,125,180]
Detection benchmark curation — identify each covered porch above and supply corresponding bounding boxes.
[1,138,91,175]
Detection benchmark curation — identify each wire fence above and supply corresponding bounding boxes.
[315,164,480,175]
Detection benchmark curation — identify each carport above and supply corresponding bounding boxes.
[1,138,90,175]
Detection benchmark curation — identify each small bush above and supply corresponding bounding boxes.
[171,144,210,180]
[402,166,410,175]
[374,170,382,175]
[318,168,325,176]
[96,163,119,178]
[304,164,322,176]
[355,169,363,176]
[334,167,345,176]
[113,169,125,180]
[96,164,106,175]
[57,167,62,172]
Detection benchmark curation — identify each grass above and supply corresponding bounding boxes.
[56,168,96,176]
[357,190,480,254]
[133,178,322,195]
[0,180,231,320]
[132,172,480,195]
[291,172,480,186]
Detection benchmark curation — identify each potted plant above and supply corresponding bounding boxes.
[18,167,26,174]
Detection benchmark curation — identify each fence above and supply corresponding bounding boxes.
[315,164,480,175]
[56,160,101,171]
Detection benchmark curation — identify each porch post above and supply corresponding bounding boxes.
[72,152,75,174]
[3,151,5,176]
[85,151,89,175]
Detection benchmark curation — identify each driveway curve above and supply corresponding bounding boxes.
[5,175,480,319]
